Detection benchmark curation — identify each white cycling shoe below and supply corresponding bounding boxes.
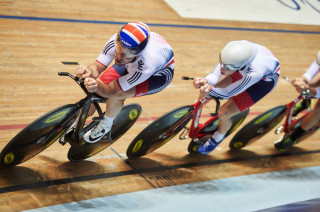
[84,122,111,143]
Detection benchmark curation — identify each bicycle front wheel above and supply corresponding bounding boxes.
[67,103,142,161]
[0,104,78,168]
[229,105,287,150]
[126,105,194,159]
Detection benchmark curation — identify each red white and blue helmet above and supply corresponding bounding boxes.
[119,22,150,56]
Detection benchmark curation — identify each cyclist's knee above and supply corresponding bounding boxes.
[314,99,320,109]
[219,101,240,120]
[108,88,135,101]
[312,100,320,116]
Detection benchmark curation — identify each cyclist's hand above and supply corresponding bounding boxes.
[193,77,208,89]
[292,77,304,86]
[84,77,98,93]
[292,77,309,93]
[199,84,212,98]
[75,66,92,79]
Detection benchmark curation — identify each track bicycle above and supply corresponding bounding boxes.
[126,76,249,159]
[0,72,142,168]
[229,75,318,151]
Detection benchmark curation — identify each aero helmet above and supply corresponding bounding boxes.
[219,41,257,71]
[316,50,320,65]
[118,22,150,56]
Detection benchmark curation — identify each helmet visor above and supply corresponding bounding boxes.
[116,34,138,58]
[219,54,239,71]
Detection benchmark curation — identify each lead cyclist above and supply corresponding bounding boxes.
[74,22,175,143]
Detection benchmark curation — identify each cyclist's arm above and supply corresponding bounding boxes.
[193,77,208,89]
[204,63,222,85]
[309,72,320,87]
[96,78,134,98]
[208,71,262,99]
[88,61,108,78]
[303,60,320,83]
[308,72,320,98]
[77,35,116,79]
[292,76,309,94]
[75,61,108,79]
[117,63,154,92]
[294,72,320,97]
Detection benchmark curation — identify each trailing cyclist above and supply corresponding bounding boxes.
[193,40,280,154]
[275,50,320,150]
[75,22,175,143]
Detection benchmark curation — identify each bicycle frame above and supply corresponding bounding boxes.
[282,95,307,134]
[277,76,312,135]
[176,96,220,141]
[57,72,106,144]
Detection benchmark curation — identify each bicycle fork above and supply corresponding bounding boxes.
[179,107,203,140]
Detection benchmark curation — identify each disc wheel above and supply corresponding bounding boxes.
[126,105,194,159]
[0,104,78,167]
[229,106,287,150]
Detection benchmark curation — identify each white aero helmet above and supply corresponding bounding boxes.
[316,50,320,65]
[219,41,258,71]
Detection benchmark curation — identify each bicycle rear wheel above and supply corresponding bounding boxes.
[126,105,194,159]
[0,104,78,168]
[229,105,287,150]
[67,103,142,161]
[188,109,249,154]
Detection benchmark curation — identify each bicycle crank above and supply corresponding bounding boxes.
[179,127,189,140]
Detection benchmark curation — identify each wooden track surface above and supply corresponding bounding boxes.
[0,0,320,211]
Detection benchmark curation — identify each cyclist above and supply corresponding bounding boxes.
[275,50,320,150]
[75,22,174,143]
[193,40,280,154]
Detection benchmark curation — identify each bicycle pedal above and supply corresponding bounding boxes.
[59,127,75,145]
[193,138,202,144]
[275,126,284,134]
[292,116,299,121]
[58,137,68,145]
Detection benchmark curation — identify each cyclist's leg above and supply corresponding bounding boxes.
[198,74,278,154]
[287,99,320,141]
[217,100,241,135]
[301,99,320,130]
[84,65,131,143]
